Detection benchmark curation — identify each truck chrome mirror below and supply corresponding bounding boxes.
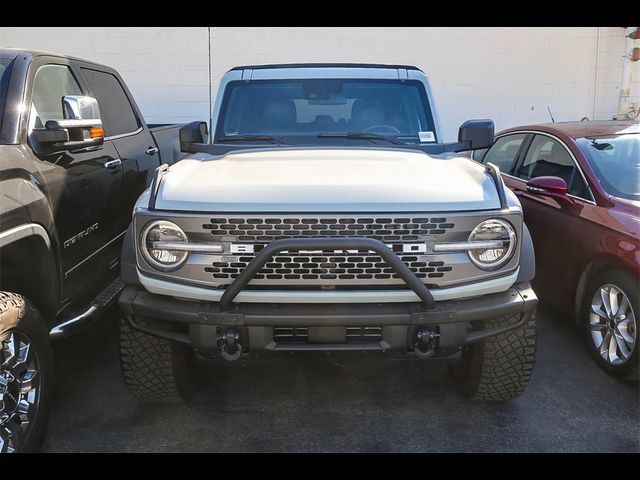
[63,95,102,121]
[31,95,104,155]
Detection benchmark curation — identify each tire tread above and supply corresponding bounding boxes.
[468,314,537,401]
[119,318,186,403]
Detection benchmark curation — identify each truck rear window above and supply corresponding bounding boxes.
[216,79,437,143]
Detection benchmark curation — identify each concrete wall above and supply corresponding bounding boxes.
[0,27,634,141]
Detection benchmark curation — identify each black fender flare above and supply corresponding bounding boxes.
[120,223,139,286]
[516,222,536,283]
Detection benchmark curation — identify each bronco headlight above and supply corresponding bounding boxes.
[140,220,188,270]
[467,219,516,270]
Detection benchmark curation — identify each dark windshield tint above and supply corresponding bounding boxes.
[0,58,15,136]
[216,79,436,143]
[579,134,640,201]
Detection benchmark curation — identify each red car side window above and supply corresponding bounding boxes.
[481,134,527,174]
[517,135,591,200]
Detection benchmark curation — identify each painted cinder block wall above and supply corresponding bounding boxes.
[0,27,633,141]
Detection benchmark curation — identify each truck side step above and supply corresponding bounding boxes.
[50,277,125,339]
[93,277,125,308]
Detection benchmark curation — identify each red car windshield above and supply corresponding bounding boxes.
[580,133,640,201]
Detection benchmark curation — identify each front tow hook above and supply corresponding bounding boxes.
[414,328,439,359]
[218,328,242,361]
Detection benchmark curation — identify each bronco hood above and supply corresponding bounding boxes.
[151,148,507,212]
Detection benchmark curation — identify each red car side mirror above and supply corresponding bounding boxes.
[526,176,575,205]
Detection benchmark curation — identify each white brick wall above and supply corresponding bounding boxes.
[1,27,636,141]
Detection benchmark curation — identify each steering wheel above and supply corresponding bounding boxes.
[363,125,402,135]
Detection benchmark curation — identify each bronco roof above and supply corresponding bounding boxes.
[229,63,423,72]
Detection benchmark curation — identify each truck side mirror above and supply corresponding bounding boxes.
[179,121,209,151]
[30,95,104,155]
[458,119,494,150]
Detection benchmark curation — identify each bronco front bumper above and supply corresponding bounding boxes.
[119,237,537,358]
[119,283,536,358]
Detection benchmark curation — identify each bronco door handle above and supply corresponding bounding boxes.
[104,159,122,170]
[146,146,159,156]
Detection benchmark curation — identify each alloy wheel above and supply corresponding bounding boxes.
[0,331,40,453]
[589,284,637,366]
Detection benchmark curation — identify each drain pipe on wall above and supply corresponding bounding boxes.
[615,26,640,120]
[208,26,213,143]
[593,27,600,120]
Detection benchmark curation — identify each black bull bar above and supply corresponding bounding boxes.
[218,237,436,311]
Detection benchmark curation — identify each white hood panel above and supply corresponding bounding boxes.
[154,148,502,212]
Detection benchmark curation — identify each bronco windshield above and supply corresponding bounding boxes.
[215,79,437,144]
[579,133,640,201]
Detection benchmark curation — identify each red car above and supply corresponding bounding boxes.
[474,121,639,378]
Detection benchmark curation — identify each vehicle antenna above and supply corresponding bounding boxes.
[547,106,556,123]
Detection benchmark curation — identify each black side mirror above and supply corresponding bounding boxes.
[458,119,494,150]
[30,95,104,155]
[179,121,209,152]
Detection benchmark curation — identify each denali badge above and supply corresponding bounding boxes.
[63,223,99,249]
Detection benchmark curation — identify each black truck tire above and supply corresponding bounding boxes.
[0,292,54,453]
[119,317,199,403]
[449,314,537,401]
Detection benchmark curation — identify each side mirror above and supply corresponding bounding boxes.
[458,119,494,150]
[526,176,574,205]
[31,95,104,155]
[63,95,101,121]
[179,121,209,152]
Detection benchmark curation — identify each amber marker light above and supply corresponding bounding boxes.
[89,127,104,139]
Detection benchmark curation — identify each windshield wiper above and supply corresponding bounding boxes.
[218,135,290,145]
[316,132,405,145]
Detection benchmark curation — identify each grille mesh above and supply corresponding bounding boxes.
[202,216,454,243]
[202,216,454,285]
[205,252,452,283]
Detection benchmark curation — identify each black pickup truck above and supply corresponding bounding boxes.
[0,49,187,452]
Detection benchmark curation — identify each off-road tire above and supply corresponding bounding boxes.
[119,317,200,403]
[449,314,537,401]
[0,292,54,452]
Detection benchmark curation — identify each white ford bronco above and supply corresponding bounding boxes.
[118,64,537,402]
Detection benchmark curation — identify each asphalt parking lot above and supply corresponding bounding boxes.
[42,303,639,452]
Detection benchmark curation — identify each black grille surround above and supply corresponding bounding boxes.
[133,210,524,290]
[202,216,454,286]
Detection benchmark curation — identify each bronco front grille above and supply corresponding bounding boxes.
[202,216,454,243]
[201,215,454,286]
